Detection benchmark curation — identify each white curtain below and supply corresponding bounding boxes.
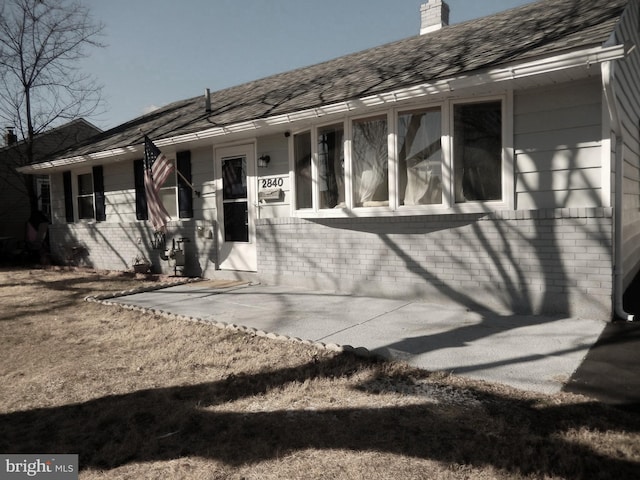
[353,118,388,206]
[399,111,442,205]
[357,143,387,204]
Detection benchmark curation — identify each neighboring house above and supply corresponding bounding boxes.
[0,119,102,240]
[18,0,640,321]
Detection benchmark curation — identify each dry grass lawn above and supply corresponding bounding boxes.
[1,267,639,479]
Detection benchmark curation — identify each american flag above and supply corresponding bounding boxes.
[144,135,174,232]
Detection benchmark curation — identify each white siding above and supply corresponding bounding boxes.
[256,133,291,219]
[48,148,220,276]
[104,160,137,223]
[514,79,604,210]
[614,0,640,288]
[190,145,216,223]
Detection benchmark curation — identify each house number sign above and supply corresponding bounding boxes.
[258,175,287,202]
[260,177,285,189]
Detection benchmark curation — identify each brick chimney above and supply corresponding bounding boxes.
[420,0,450,35]
[5,127,17,147]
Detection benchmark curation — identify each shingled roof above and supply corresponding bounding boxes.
[1,119,101,165]
[50,0,628,161]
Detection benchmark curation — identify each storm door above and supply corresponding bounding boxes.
[216,144,257,271]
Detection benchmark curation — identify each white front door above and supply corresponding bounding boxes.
[215,144,257,271]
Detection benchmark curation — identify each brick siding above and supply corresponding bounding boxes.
[48,221,217,277]
[256,208,614,320]
[49,208,614,320]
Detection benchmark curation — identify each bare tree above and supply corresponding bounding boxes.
[0,0,104,214]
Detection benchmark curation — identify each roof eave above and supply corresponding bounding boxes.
[158,44,626,147]
[19,43,627,175]
[448,42,627,90]
[16,144,142,173]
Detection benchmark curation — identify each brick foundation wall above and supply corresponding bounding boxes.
[48,208,614,320]
[256,208,614,320]
[48,221,217,277]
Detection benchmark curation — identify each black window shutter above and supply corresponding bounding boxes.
[93,165,106,222]
[63,171,74,223]
[177,151,193,218]
[133,159,148,220]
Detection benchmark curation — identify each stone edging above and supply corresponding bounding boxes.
[84,280,376,360]
[84,277,202,302]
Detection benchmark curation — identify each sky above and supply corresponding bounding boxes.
[81,0,536,130]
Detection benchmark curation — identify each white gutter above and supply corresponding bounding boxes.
[17,145,142,173]
[448,43,627,90]
[602,59,635,322]
[19,44,627,174]
[158,44,627,148]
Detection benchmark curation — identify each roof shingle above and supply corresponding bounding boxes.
[54,0,627,160]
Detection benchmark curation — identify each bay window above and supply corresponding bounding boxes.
[292,97,505,214]
[398,107,443,206]
[352,115,388,207]
[453,101,502,203]
[318,123,345,209]
[294,131,312,209]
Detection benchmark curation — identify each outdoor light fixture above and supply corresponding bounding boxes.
[258,155,271,168]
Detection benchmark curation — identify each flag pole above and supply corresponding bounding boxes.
[139,129,201,197]
[176,169,201,198]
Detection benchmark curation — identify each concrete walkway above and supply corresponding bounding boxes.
[110,280,608,395]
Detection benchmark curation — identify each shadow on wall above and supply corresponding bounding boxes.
[48,221,217,278]
[258,137,615,321]
[288,208,610,319]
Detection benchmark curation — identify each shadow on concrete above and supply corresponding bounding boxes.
[564,273,640,409]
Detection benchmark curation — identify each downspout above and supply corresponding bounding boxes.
[602,60,635,321]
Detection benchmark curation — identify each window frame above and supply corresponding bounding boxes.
[134,153,193,223]
[316,121,346,210]
[396,105,445,210]
[158,158,178,219]
[350,112,391,210]
[36,175,51,220]
[75,170,95,221]
[449,96,510,208]
[290,93,513,217]
[291,129,313,211]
